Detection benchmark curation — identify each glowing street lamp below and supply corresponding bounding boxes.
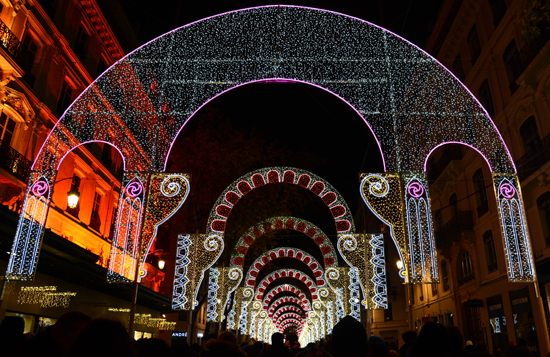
[158,258,165,270]
[67,187,80,209]
[396,260,404,270]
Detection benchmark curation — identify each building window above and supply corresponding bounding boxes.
[453,53,465,82]
[74,26,89,64]
[473,168,489,217]
[56,80,73,117]
[90,191,102,231]
[0,112,16,147]
[489,0,507,28]
[108,206,117,242]
[519,116,540,154]
[503,40,522,94]
[21,34,38,86]
[67,175,81,217]
[441,259,450,292]
[459,250,474,285]
[432,281,438,296]
[478,79,495,117]
[467,25,482,65]
[483,230,498,272]
[384,303,393,321]
[449,193,459,217]
[537,192,550,247]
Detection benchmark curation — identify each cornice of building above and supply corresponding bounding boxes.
[77,0,124,62]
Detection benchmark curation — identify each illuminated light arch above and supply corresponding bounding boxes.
[268,296,304,315]
[263,285,311,311]
[9,5,527,284]
[272,305,305,321]
[277,313,303,325]
[244,247,325,287]
[255,269,318,301]
[32,6,515,176]
[231,216,338,268]
[208,167,354,235]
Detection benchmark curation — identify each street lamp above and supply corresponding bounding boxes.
[397,260,414,331]
[67,187,80,209]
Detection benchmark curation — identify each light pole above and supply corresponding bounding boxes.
[397,260,414,331]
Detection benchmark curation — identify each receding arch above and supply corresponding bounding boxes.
[209,167,354,236]
[272,305,305,321]
[232,216,338,269]
[255,269,318,302]
[268,296,306,315]
[245,247,325,287]
[263,284,311,311]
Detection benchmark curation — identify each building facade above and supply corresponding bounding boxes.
[0,0,177,342]
[416,0,550,355]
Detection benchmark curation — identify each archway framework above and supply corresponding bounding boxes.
[5,5,535,344]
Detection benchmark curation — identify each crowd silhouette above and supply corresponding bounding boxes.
[0,312,541,357]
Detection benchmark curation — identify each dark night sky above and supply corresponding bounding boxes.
[102,1,442,263]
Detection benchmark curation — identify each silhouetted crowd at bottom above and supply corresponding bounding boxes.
[0,312,542,357]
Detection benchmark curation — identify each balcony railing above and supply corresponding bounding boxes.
[516,132,550,181]
[435,211,474,249]
[427,145,463,185]
[0,140,32,182]
[0,19,28,67]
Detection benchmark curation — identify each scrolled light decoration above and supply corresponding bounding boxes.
[325,267,351,322]
[172,234,224,310]
[360,173,409,282]
[492,174,536,282]
[232,287,254,334]
[402,173,438,284]
[138,173,190,282]
[206,268,220,322]
[7,172,55,281]
[318,287,335,334]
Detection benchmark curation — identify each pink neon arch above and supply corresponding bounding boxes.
[163,77,386,172]
[245,247,325,287]
[55,140,128,171]
[424,141,495,173]
[255,269,319,302]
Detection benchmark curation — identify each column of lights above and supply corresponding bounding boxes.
[348,268,361,321]
[230,216,338,268]
[230,287,254,334]
[492,174,536,282]
[172,233,224,310]
[318,287,336,334]
[360,173,440,285]
[337,233,388,310]
[207,267,243,322]
[207,167,354,237]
